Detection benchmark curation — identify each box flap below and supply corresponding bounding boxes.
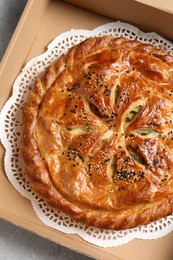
[65,0,173,41]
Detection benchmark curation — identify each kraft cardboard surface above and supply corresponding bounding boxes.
[1,0,173,259]
[65,0,173,41]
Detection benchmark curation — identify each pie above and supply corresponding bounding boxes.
[21,36,173,230]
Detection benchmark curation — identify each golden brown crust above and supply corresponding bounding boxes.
[21,36,173,230]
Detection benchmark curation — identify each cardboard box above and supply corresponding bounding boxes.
[1,0,173,259]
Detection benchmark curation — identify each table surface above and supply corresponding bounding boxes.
[0,1,92,259]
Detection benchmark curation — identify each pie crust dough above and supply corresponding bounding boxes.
[21,36,173,230]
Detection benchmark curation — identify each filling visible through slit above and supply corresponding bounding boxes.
[125,105,142,123]
[88,103,102,118]
[126,145,146,166]
[133,128,160,137]
[114,89,119,104]
[109,155,117,181]
[67,125,94,134]
[111,84,119,106]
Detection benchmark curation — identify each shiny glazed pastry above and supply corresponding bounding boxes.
[21,36,173,230]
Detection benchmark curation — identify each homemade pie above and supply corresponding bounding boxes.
[21,36,173,230]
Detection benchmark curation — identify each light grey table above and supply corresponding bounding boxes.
[0,1,92,259]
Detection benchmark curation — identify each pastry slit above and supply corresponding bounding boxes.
[133,128,160,138]
[114,90,119,105]
[88,102,103,118]
[125,105,142,123]
[109,155,117,181]
[67,125,94,135]
[126,145,146,166]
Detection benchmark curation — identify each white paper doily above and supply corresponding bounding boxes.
[1,21,173,248]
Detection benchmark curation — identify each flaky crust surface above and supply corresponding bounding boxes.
[21,36,173,230]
